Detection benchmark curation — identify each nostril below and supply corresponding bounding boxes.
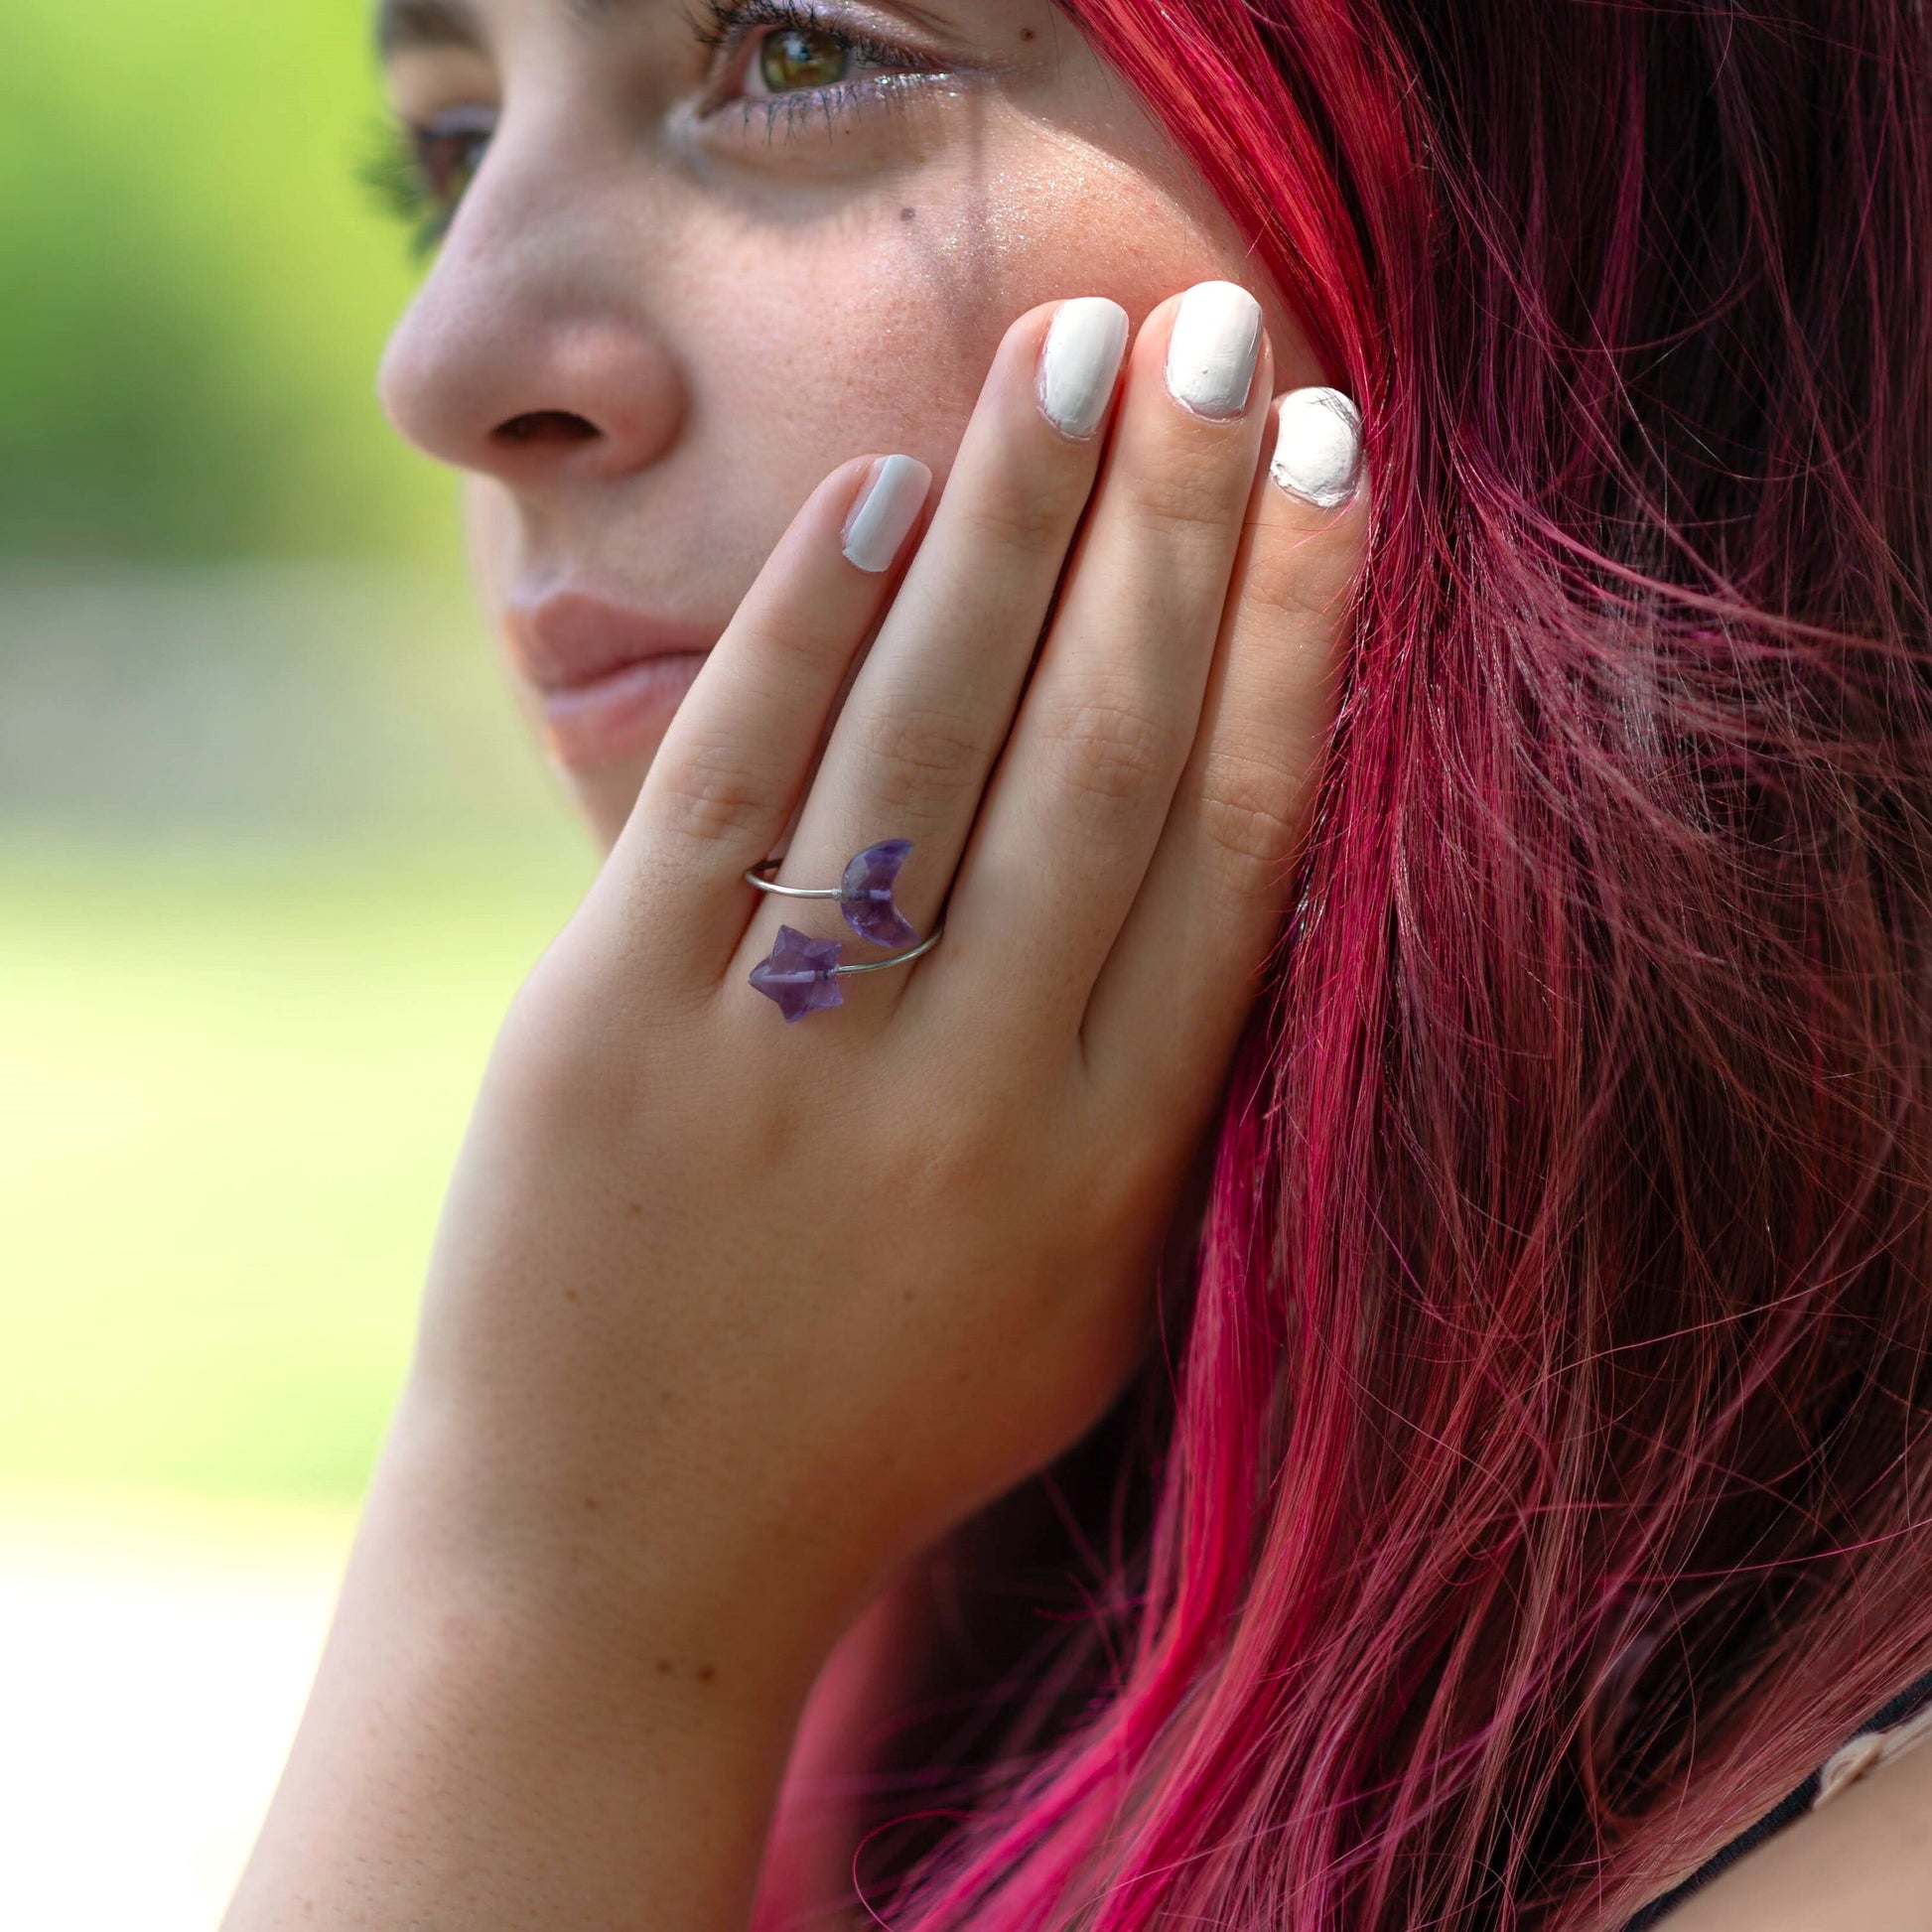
[492,409,601,447]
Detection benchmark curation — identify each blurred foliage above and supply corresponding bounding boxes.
[0,0,449,561]
[0,3,596,1508]
[0,841,585,1502]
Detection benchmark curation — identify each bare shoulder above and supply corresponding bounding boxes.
[1662,1720,1932,1931]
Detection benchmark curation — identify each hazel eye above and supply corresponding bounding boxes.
[690,2,951,128]
[756,25,853,93]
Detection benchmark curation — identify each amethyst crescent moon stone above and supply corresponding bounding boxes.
[839,838,920,947]
[748,925,845,1024]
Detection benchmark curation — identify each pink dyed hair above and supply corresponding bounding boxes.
[779,3,1932,1927]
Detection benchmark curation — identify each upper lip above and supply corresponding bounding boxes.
[504,592,722,692]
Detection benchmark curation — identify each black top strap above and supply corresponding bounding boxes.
[1619,1664,1932,1930]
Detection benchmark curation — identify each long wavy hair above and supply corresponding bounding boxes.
[766,3,1932,1926]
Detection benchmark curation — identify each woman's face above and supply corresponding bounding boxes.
[376,0,1322,849]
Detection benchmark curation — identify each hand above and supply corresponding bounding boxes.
[227,283,1366,1932]
[413,284,1367,1670]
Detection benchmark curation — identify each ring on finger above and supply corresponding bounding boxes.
[745,838,945,1022]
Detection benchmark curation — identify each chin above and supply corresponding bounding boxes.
[555,754,654,854]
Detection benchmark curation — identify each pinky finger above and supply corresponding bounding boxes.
[610,454,932,979]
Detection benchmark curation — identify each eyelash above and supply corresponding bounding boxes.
[359,109,495,258]
[691,0,940,137]
[362,0,939,252]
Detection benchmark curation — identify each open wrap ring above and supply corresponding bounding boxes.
[744,838,943,1022]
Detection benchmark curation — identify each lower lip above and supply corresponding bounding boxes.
[538,651,709,768]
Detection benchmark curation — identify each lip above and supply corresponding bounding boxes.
[505,593,722,769]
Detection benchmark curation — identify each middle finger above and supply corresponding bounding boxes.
[931,281,1273,1031]
[741,295,1131,969]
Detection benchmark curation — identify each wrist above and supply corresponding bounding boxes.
[369,1372,870,1717]
[227,1394,861,1931]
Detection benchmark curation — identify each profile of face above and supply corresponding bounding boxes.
[375,0,1323,850]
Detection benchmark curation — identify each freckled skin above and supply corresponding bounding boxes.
[379,0,1324,849]
[378,13,1322,1902]
[220,16,1359,1925]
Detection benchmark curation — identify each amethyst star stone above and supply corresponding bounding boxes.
[840,839,919,947]
[749,924,845,1023]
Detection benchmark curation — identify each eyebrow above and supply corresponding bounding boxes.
[376,0,645,56]
[375,0,956,59]
[376,0,485,56]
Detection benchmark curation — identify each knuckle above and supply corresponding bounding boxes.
[493,950,638,1122]
[953,475,1080,557]
[650,737,768,846]
[1128,440,1249,535]
[918,1109,1011,1203]
[1037,691,1173,805]
[1194,747,1304,895]
[914,1070,1046,1206]
[744,609,840,672]
[1242,537,1357,628]
[856,701,985,812]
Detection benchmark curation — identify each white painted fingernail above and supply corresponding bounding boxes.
[1037,297,1130,440]
[842,454,931,572]
[1165,280,1263,419]
[1270,388,1363,509]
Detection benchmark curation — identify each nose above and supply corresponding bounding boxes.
[377,164,685,489]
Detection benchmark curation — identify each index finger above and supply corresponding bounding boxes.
[612,453,931,978]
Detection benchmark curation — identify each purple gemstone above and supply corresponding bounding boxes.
[840,839,919,948]
[749,925,845,1023]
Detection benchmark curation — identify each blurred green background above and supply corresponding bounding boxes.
[1,0,591,1507]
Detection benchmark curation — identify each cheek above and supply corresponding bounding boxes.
[676,139,1242,501]
[454,123,1296,860]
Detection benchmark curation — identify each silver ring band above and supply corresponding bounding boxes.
[829,923,945,975]
[744,837,940,1021]
[742,858,842,900]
